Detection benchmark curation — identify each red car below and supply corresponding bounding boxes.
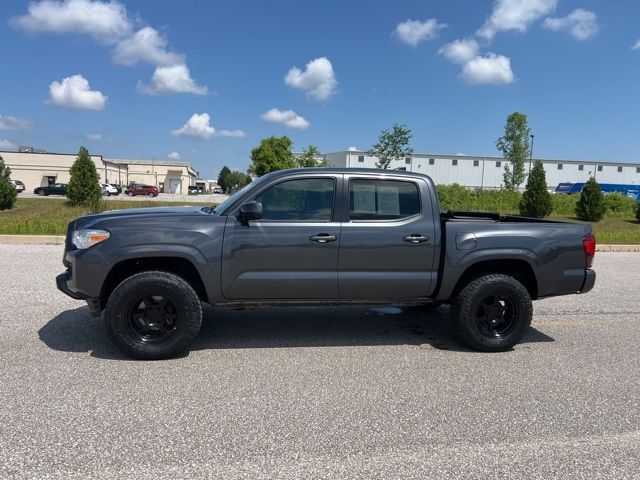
[124,184,158,197]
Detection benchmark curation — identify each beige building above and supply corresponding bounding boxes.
[1,150,197,194]
[108,158,197,194]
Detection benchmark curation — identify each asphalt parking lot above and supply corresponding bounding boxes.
[0,245,639,479]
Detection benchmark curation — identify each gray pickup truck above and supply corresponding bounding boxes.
[57,168,596,359]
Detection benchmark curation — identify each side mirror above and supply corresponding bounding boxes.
[238,201,262,224]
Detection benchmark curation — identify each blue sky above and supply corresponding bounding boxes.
[1,0,639,179]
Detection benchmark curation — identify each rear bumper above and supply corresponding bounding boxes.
[579,268,596,294]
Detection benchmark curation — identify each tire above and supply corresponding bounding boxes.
[148,192,156,197]
[38,190,46,196]
[451,274,532,352]
[127,192,134,197]
[104,271,203,360]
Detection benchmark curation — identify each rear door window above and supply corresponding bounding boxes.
[349,179,420,221]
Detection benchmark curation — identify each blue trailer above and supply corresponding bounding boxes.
[555,182,640,200]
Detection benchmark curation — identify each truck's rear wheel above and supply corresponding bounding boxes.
[104,271,202,359]
[451,274,532,352]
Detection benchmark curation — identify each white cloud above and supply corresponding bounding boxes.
[113,26,184,66]
[543,9,598,41]
[10,0,131,44]
[0,115,33,130]
[168,151,181,160]
[170,113,244,139]
[633,40,640,50]
[171,113,215,139]
[85,132,102,140]
[477,0,558,40]
[12,1,208,97]
[47,74,107,110]
[0,139,17,150]
[462,53,514,85]
[214,129,246,138]
[284,57,337,101]
[439,38,480,64]
[261,108,310,130]
[347,146,359,152]
[394,19,447,46]
[138,64,208,95]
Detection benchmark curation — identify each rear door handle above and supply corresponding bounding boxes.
[309,233,337,243]
[403,234,429,244]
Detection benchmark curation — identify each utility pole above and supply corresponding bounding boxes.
[529,134,535,174]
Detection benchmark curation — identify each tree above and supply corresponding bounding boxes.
[636,199,640,222]
[66,146,101,207]
[496,112,531,190]
[297,145,329,168]
[575,177,606,222]
[217,165,231,193]
[248,136,297,177]
[0,155,17,211]
[225,170,252,193]
[519,160,552,218]
[369,123,413,169]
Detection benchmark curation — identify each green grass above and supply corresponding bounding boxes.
[1,196,639,244]
[0,198,211,235]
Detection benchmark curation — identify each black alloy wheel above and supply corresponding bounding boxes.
[128,295,179,343]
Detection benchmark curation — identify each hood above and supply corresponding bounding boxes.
[74,206,213,229]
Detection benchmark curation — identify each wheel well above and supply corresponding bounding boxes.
[452,259,538,300]
[100,257,208,308]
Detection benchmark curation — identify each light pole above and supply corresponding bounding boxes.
[529,134,535,174]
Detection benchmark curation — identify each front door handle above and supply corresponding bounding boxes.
[309,233,337,243]
[403,234,429,244]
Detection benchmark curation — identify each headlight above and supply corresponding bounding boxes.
[72,229,110,249]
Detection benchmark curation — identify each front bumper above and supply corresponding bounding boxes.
[57,272,102,317]
[56,272,85,300]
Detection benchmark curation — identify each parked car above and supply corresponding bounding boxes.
[10,180,25,193]
[124,184,158,197]
[109,184,123,194]
[101,184,119,196]
[213,186,223,194]
[57,168,596,359]
[34,183,67,196]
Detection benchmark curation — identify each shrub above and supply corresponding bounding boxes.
[66,146,101,207]
[436,183,472,210]
[636,200,640,222]
[551,194,578,215]
[0,155,17,211]
[575,177,605,222]
[603,192,636,216]
[519,160,552,218]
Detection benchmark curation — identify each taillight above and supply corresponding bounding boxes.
[583,233,596,268]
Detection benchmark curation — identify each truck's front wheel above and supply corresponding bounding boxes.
[104,271,203,359]
[451,274,532,352]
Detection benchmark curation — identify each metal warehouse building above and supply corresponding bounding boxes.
[323,151,640,189]
[1,149,197,194]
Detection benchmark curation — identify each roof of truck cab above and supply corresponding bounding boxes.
[268,167,433,180]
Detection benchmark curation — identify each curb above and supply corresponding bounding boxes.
[0,235,65,245]
[595,244,640,252]
[0,235,639,251]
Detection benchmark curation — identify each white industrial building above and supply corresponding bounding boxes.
[323,151,640,189]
